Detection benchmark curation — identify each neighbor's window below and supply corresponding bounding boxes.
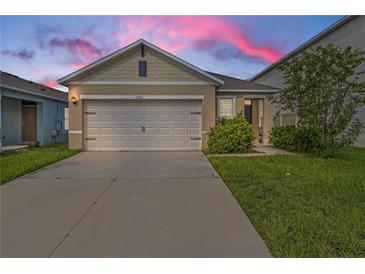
[218,98,235,118]
[139,60,147,77]
[64,107,69,130]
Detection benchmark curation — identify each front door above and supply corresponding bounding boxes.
[22,103,37,142]
[244,100,252,124]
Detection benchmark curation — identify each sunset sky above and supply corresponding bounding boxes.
[0,16,342,90]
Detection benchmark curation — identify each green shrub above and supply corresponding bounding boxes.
[270,125,297,151]
[271,126,338,157]
[208,116,255,154]
[27,140,40,148]
[294,126,323,153]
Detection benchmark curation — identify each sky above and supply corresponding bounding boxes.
[0,16,342,91]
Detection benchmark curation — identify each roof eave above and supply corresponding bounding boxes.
[0,84,68,102]
[58,39,224,86]
[250,15,356,81]
[218,88,281,93]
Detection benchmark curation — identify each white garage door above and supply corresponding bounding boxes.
[84,100,202,151]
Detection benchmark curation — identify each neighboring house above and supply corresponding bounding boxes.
[252,15,365,147]
[58,39,278,151]
[0,71,68,147]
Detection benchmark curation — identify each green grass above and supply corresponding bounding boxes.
[0,144,81,185]
[208,147,365,257]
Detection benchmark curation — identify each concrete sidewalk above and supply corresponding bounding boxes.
[1,152,271,258]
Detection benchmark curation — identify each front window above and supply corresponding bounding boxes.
[218,97,234,118]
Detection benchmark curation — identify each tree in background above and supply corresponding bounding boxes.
[275,45,365,156]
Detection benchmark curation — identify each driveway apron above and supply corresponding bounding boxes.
[1,152,270,257]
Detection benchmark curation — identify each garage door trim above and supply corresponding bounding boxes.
[84,99,203,151]
[80,95,204,100]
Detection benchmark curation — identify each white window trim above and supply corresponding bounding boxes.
[64,107,69,130]
[217,96,236,119]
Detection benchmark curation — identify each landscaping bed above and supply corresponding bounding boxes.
[208,147,365,257]
[0,144,80,185]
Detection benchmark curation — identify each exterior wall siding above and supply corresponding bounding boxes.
[76,48,205,82]
[0,87,68,146]
[1,96,21,146]
[254,16,365,147]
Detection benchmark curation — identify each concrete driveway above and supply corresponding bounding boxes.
[1,152,270,258]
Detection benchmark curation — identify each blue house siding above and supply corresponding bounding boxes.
[1,96,21,146]
[0,87,68,146]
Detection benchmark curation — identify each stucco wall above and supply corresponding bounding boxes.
[254,16,365,146]
[68,84,216,150]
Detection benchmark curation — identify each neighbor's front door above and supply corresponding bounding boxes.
[22,104,37,142]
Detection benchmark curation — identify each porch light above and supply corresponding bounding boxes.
[71,95,79,105]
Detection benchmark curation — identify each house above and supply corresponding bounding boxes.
[251,15,365,147]
[58,39,279,151]
[0,71,68,148]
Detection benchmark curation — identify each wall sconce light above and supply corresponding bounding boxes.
[71,95,79,105]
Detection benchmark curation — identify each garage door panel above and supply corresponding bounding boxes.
[115,141,129,149]
[145,114,157,122]
[188,115,200,122]
[87,127,99,136]
[130,127,144,136]
[129,114,144,122]
[101,114,113,122]
[158,114,171,122]
[159,127,171,136]
[188,129,200,137]
[115,128,129,136]
[84,100,202,151]
[130,140,144,149]
[173,140,186,148]
[188,140,200,148]
[144,141,158,149]
[101,128,114,136]
[173,127,186,136]
[145,127,157,136]
[173,114,186,122]
[158,140,172,148]
[115,114,129,122]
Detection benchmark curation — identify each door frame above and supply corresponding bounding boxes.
[21,102,37,142]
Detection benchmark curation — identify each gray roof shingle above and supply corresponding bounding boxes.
[0,71,68,102]
[206,71,280,91]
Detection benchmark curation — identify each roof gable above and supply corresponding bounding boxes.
[58,39,224,85]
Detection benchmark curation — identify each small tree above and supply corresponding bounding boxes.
[276,45,365,154]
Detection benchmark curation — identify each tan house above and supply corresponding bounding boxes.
[252,15,365,147]
[58,39,278,151]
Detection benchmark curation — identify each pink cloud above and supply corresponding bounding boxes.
[114,16,282,63]
[47,38,103,62]
[72,63,87,70]
[41,80,58,88]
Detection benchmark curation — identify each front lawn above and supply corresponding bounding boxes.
[0,144,80,185]
[208,147,365,257]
